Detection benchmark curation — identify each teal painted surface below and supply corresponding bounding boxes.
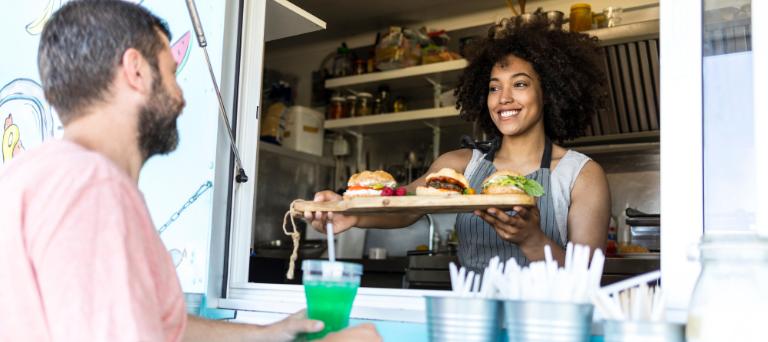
[350,320,604,342]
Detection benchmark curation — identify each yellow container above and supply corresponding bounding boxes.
[569,3,592,32]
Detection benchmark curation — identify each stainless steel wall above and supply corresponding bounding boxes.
[252,145,334,246]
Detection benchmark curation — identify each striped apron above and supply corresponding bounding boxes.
[455,135,564,273]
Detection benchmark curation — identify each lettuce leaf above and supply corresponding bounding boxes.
[483,175,546,197]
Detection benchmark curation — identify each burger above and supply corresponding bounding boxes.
[481,170,545,196]
[343,170,397,199]
[416,168,469,196]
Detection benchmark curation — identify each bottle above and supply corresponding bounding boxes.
[393,97,406,113]
[377,85,390,113]
[432,230,442,252]
[333,46,353,77]
[617,204,630,251]
[607,215,617,242]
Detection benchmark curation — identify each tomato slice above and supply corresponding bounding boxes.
[347,185,373,191]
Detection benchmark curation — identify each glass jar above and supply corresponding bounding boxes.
[569,4,592,32]
[356,92,373,116]
[686,234,768,342]
[345,95,357,117]
[329,96,346,119]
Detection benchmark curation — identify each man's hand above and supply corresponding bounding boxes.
[319,323,382,342]
[473,199,543,248]
[258,310,324,342]
[303,191,359,235]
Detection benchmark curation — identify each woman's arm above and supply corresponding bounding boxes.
[473,160,611,264]
[564,160,611,257]
[306,149,473,234]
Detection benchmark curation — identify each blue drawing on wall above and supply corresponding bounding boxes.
[4,0,227,294]
[26,0,144,35]
[0,79,60,163]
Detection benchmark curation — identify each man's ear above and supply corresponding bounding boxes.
[121,48,150,94]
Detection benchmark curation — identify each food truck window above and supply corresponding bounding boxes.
[702,0,755,233]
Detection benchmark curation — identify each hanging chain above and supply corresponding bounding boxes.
[158,181,213,235]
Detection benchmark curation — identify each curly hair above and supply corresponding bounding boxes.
[455,16,606,142]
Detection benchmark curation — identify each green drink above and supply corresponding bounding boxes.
[302,260,363,340]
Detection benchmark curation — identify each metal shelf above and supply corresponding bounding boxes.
[258,141,334,167]
[324,59,467,92]
[265,0,326,42]
[324,107,464,134]
[562,131,660,147]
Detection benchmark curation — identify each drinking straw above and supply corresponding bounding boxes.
[600,270,661,295]
[449,263,459,293]
[326,222,335,262]
[462,271,476,296]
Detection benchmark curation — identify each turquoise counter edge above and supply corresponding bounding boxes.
[349,319,604,342]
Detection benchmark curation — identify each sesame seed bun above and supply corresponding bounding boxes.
[347,170,397,188]
[424,168,469,189]
[415,186,463,196]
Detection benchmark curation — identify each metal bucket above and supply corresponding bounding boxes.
[505,301,594,342]
[425,296,504,342]
[603,320,685,342]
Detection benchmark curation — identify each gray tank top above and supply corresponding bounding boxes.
[455,135,564,273]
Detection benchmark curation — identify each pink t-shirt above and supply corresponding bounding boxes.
[0,140,186,342]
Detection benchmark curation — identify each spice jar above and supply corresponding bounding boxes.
[569,4,592,32]
[372,98,382,115]
[687,234,768,341]
[345,95,357,117]
[329,96,346,119]
[354,60,366,75]
[356,92,373,116]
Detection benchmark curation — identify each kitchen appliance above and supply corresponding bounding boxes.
[626,211,660,251]
[405,251,457,290]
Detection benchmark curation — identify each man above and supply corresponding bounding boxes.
[0,1,381,341]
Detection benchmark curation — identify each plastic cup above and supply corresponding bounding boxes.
[302,260,363,340]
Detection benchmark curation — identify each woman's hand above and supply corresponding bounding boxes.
[303,191,359,235]
[473,199,544,249]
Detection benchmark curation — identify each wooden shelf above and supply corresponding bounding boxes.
[324,59,467,92]
[324,107,464,134]
[265,0,326,42]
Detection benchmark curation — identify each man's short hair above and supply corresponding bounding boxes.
[38,0,171,124]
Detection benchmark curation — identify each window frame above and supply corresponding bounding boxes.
[214,0,768,324]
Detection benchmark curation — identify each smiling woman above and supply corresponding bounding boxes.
[456,15,607,142]
[306,14,611,276]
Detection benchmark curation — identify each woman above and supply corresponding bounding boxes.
[305,16,611,273]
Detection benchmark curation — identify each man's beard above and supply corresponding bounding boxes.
[138,76,184,161]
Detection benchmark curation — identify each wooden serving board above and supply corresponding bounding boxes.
[292,194,534,215]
